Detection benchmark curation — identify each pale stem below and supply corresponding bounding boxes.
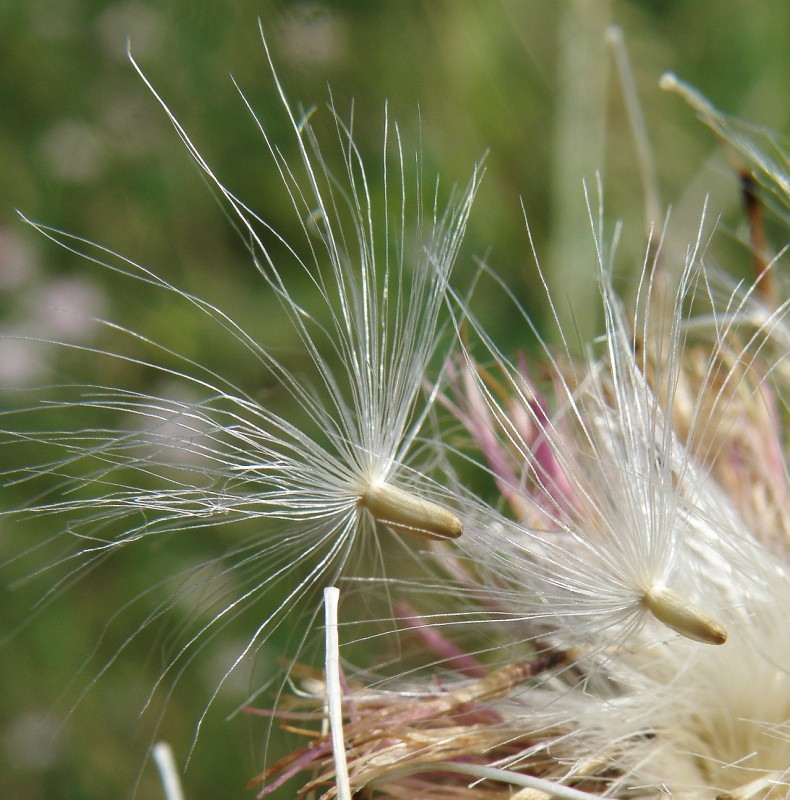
[324,587,351,800]
[152,741,185,800]
[372,761,610,800]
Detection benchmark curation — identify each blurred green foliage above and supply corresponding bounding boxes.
[0,1,787,798]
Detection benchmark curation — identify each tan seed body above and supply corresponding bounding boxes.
[360,482,464,540]
[644,585,728,645]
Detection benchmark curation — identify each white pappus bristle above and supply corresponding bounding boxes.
[2,27,481,769]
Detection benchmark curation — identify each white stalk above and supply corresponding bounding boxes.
[324,587,351,800]
[152,742,185,800]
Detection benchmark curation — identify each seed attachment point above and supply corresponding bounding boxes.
[643,586,728,645]
[360,482,464,541]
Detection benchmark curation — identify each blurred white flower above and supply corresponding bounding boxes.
[0,228,39,291]
[30,275,107,341]
[95,1,167,62]
[276,2,348,68]
[39,118,106,184]
[0,240,106,387]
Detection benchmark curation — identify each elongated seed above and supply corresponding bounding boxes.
[360,482,463,540]
[644,586,727,645]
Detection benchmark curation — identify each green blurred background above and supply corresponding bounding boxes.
[1,1,787,798]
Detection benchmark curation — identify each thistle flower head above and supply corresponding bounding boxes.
[260,86,788,800]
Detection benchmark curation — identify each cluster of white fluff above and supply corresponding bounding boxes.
[2,25,787,800]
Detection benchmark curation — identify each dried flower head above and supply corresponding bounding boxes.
[258,78,788,800]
